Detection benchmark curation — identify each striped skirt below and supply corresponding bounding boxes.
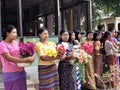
[38,64,59,90]
[2,71,27,90]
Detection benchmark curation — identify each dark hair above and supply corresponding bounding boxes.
[117,31,120,38]
[81,32,86,35]
[97,24,104,30]
[37,27,47,35]
[86,31,93,37]
[102,31,111,54]
[68,31,75,45]
[93,31,100,41]
[59,30,67,42]
[2,25,16,40]
[74,29,81,41]
[108,27,114,32]
[103,31,111,42]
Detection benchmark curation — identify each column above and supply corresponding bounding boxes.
[1,0,6,28]
[43,16,47,28]
[69,8,73,31]
[86,0,92,32]
[54,0,61,35]
[17,0,23,38]
[47,15,53,36]
[0,0,2,41]
[77,5,81,31]
[61,0,64,30]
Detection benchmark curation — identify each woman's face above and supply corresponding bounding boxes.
[61,31,69,42]
[39,30,49,40]
[78,33,82,40]
[108,33,112,39]
[97,34,101,40]
[115,31,118,37]
[7,28,17,40]
[87,33,93,40]
[118,34,120,38]
[71,33,75,41]
[111,30,115,37]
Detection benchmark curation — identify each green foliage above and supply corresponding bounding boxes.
[92,0,120,29]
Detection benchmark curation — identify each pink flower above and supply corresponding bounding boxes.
[19,42,35,57]
[82,43,93,55]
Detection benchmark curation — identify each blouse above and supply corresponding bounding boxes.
[35,41,56,65]
[0,41,24,72]
[105,40,118,56]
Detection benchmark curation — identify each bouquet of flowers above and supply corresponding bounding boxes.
[77,49,91,63]
[61,42,73,56]
[44,46,58,58]
[73,45,91,63]
[17,41,35,67]
[19,42,35,57]
[56,44,66,55]
[81,43,93,55]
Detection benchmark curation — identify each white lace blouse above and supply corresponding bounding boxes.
[105,40,118,56]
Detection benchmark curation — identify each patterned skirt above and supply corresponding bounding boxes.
[38,64,59,90]
[58,61,75,90]
[94,55,103,87]
[105,55,118,87]
[84,58,96,89]
[2,71,27,90]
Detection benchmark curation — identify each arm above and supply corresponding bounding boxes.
[74,40,80,46]
[0,43,34,63]
[35,42,62,61]
[65,55,74,60]
[40,55,61,61]
[110,41,118,53]
[60,51,74,61]
[1,53,34,63]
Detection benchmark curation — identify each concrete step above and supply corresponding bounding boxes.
[27,80,35,88]
[27,87,36,90]
[0,83,4,90]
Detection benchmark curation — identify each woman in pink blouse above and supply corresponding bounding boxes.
[0,25,34,90]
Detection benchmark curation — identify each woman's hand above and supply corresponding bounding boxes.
[25,56,35,63]
[60,54,66,61]
[56,52,64,58]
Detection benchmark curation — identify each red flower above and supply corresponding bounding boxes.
[56,44,66,55]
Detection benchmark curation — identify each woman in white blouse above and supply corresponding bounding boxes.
[103,31,118,88]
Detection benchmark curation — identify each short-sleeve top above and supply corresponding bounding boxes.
[35,41,56,65]
[0,41,24,73]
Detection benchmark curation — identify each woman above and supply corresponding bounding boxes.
[83,31,96,90]
[74,30,83,45]
[68,31,81,90]
[0,25,34,90]
[57,30,75,90]
[68,31,76,45]
[116,31,120,66]
[35,28,60,90]
[103,31,118,87]
[93,31,103,88]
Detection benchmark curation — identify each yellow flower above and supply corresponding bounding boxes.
[45,46,57,57]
